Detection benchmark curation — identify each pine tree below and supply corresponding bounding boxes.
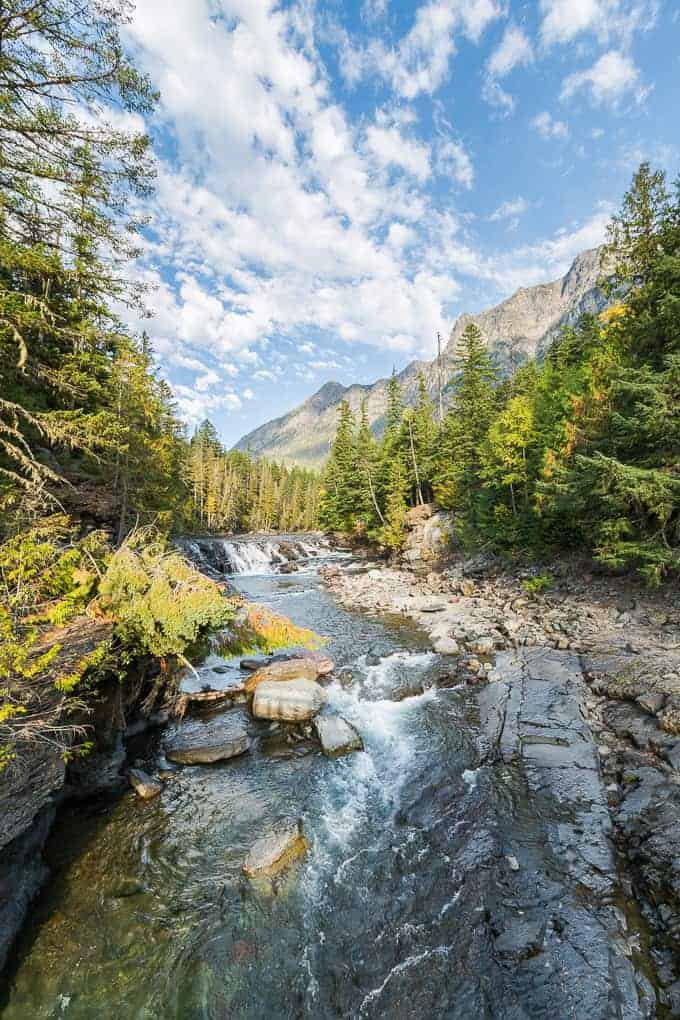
[355,400,384,531]
[380,455,408,550]
[435,323,499,528]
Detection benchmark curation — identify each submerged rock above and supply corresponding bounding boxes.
[243,819,308,877]
[128,768,162,800]
[314,714,363,757]
[252,678,327,722]
[164,711,250,765]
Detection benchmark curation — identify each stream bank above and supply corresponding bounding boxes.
[321,550,680,1013]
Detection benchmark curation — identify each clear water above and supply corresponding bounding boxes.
[0,558,653,1019]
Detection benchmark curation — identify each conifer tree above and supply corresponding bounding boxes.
[435,323,499,527]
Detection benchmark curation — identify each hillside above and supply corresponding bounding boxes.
[234,247,608,467]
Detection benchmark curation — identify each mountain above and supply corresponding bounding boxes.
[234,247,608,468]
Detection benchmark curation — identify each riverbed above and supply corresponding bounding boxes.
[0,542,657,1018]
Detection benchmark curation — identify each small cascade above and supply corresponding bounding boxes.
[178,533,335,576]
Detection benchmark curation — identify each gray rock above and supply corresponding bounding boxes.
[165,711,250,765]
[314,714,363,757]
[128,768,162,800]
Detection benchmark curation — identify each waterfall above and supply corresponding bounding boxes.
[178,533,335,576]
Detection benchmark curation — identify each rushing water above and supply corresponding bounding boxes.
[0,542,655,1018]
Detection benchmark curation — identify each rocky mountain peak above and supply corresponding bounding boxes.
[234,247,609,467]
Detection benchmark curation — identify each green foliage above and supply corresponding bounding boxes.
[521,573,554,595]
[97,532,233,660]
[218,604,325,656]
[322,163,680,583]
[186,421,320,535]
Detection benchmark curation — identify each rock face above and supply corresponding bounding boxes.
[252,678,327,722]
[243,819,308,878]
[164,712,251,764]
[475,648,650,1016]
[403,510,456,566]
[234,248,609,467]
[314,714,363,757]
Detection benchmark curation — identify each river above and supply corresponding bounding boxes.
[0,537,656,1018]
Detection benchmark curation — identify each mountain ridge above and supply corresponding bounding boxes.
[234,247,608,467]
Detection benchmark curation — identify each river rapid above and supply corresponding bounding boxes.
[0,537,656,1019]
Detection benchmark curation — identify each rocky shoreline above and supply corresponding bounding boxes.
[320,548,680,1013]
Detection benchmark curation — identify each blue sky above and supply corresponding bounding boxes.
[121,0,679,447]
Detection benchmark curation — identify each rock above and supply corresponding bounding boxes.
[495,918,546,960]
[243,819,308,877]
[506,854,520,872]
[460,579,475,597]
[314,714,363,757]
[404,503,435,526]
[128,769,162,800]
[472,636,495,656]
[411,596,447,613]
[252,678,327,722]
[244,655,333,694]
[240,655,270,672]
[165,712,251,765]
[433,637,460,656]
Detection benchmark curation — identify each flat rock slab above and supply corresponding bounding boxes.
[128,768,162,800]
[243,819,308,877]
[252,678,327,722]
[164,711,250,765]
[244,656,333,694]
[411,597,448,613]
[314,714,363,757]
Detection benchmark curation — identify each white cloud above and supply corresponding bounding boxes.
[481,76,516,115]
[242,387,255,400]
[361,0,388,22]
[436,139,474,188]
[365,123,431,181]
[489,196,529,221]
[539,0,658,47]
[561,50,642,106]
[531,110,569,138]
[487,25,534,77]
[387,222,416,249]
[338,0,502,99]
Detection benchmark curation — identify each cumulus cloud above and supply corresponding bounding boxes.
[561,50,643,106]
[531,110,569,138]
[540,0,658,47]
[487,25,534,77]
[436,139,474,188]
[365,123,431,181]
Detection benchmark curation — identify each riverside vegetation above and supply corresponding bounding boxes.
[320,162,680,587]
[0,1,320,774]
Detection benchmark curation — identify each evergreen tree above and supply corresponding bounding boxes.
[435,323,499,530]
[380,455,409,550]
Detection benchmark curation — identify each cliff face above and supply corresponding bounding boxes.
[234,247,608,468]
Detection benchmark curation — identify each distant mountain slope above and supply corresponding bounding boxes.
[234,247,608,468]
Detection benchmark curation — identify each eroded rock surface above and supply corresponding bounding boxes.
[164,711,251,764]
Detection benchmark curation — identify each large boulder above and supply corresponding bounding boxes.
[402,510,455,565]
[244,653,333,694]
[243,819,308,878]
[314,714,363,757]
[252,678,327,722]
[164,711,250,765]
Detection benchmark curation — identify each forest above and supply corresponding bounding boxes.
[320,162,680,587]
[0,0,318,771]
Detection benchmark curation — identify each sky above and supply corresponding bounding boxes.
[120,0,679,447]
